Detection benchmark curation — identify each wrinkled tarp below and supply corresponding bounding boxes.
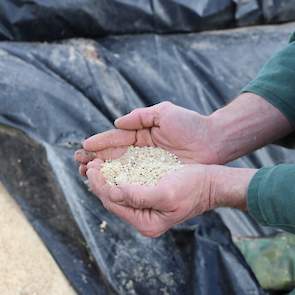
[1,19,295,294]
[262,0,295,23]
[0,0,294,42]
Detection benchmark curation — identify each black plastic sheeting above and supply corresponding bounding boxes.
[1,20,295,294]
[262,0,295,23]
[0,0,294,42]
[0,0,234,41]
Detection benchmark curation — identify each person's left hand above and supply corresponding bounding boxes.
[85,160,213,237]
[74,101,220,176]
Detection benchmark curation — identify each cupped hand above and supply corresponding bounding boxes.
[75,101,219,176]
[85,160,213,237]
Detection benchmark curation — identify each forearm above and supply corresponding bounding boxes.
[208,92,293,164]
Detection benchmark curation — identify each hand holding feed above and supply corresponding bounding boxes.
[75,101,219,176]
[75,94,292,174]
[85,155,255,237]
[74,95,287,237]
[86,161,213,237]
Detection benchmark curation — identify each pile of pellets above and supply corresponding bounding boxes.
[101,146,183,185]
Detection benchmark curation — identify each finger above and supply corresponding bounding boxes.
[86,168,110,204]
[75,149,96,164]
[114,105,161,130]
[86,168,141,227]
[110,184,164,209]
[106,203,169,237]
[83,129,135,152]
[85,169,137,223]
[102,201,156,236]
[86,158,104,170]
[105,201,136,223]
[94,146,128,161]
[79,164,87,176]
[133,129,155,147]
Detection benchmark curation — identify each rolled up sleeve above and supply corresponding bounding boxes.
[241,40,295,126]
[247,164,295,233]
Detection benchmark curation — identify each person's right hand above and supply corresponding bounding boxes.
[85,160,255,237]
[86,162,212,237]
[75,101,219,176]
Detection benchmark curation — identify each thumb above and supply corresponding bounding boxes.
[114,105,160,130]
[109,184,162,209]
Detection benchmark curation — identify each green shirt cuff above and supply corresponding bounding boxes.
[241,84,295,127]
[247,167,270,226]
[241,41,295,126]
[247,165,295,233]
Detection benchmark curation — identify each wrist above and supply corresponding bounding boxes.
[208,165,257,210]
[207,106,244,164]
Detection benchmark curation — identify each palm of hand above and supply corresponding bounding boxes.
[85,163,211,237]
[75,102,216,175]
[74,103,215,237]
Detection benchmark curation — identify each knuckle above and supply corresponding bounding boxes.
[131,108,142,115]
[140,230,162,238]
[138,225,163,238]
[86,161,93,169]
[87,158,101,170]
[159,101,172,108]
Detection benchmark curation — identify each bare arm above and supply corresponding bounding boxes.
[209,92,293,164]
[77,93,294,237]
[76,93,293,175]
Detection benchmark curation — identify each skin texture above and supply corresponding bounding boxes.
[75,101,219,177]
[86,161,212,237]
[84,159,256,237]
[210,92,293,163]
[75,93,293,237]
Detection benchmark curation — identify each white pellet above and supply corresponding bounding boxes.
[101,146,183,186]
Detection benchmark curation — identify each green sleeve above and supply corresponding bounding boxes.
[248,164,295,233]
[241,35,295,125]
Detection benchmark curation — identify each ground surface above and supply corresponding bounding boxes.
[0,183,76,295]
